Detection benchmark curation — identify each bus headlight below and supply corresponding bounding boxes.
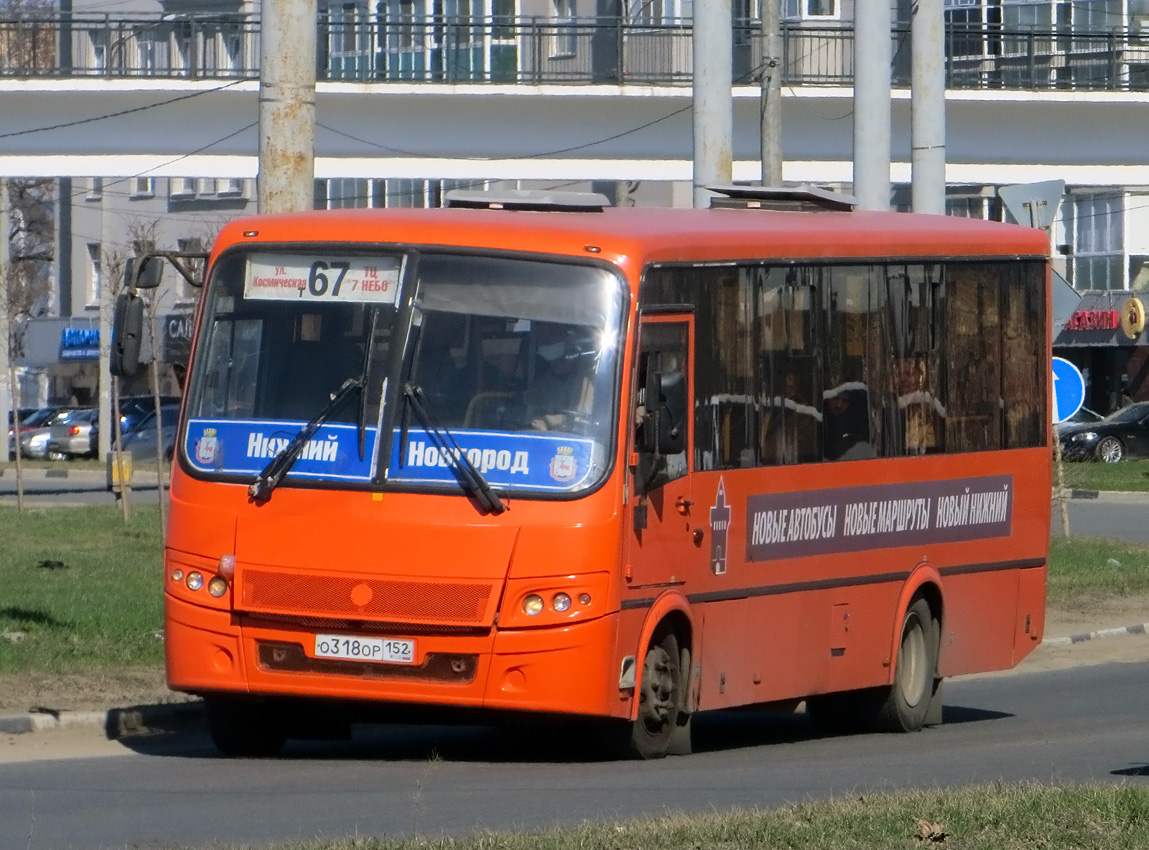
[186,572,204,591]
[208,576,228,597]
[552,592,572,612]
[523,594,545,616]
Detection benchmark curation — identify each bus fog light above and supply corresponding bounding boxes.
[523,594,544,616]
[552,593,572,612]
[208,576,228,597]
[186,572,204,591]
[578,593,591,605]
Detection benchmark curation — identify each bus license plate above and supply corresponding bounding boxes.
[313,634,415,664]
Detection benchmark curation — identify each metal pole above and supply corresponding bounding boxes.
[693,0,733,208]
[911,0,946,214]
[0,178,9,460]
[760,0,783,186]
[259,0,318,213]
[853,0,891,210]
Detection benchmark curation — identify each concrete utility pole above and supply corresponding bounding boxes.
[911,0,946,214]
[98,188,112,460]
[853,0,892,210]
[258,0,318,213]
[693,0,733,208]
[760,0,783,186]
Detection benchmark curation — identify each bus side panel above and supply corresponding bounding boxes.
[1013,564,1046,665]
[936,569,1021,677]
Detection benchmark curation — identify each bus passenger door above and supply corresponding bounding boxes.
[626,315,699,587]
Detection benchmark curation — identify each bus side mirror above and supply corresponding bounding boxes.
[641,369,686,456]
[110,291,145,377]
[124,256,162,290]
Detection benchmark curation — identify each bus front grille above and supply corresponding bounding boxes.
[257,641,479,684]
[239,569,494,626]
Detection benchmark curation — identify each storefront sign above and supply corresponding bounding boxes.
[1065,309,1119,331]
[59,327,99,360]
[1120,297,1146,339]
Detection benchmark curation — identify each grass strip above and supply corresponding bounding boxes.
[267,783,1149,850]
[0,505,164,673]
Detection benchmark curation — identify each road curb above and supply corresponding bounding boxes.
[1041,622,1149,647]
[0,700,204,738]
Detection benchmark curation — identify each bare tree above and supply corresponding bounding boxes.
[2,176,53,511]
[0,0,56,76]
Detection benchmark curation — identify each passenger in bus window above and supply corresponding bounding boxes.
[761,370,821,465]
[893,357,943,455]
[823,383,875,461]
[526,323,595,431]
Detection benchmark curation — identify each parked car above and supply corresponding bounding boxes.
[88,395,182,457]
[117,403,181,464]
[1058,401,1149,462]
[13,408,89,460]
[1066,406,1103,424]
[7,407,65,460]
[45,408,100,459]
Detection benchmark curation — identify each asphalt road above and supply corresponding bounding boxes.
[1,659,1148,850]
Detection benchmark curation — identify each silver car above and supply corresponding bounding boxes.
[15,408,89,460]
[44,408,99,459]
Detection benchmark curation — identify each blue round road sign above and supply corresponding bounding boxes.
[1052,356,1086,424]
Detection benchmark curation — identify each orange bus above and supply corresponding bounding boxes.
[117,186,1050,759]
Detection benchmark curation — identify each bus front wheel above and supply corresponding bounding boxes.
[875,598,940,733]
[629,630,681,759]
[205,695,288,758]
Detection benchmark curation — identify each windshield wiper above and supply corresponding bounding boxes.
[248,376,363,503]
[402,381,507,515]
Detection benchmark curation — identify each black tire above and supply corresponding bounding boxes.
[629,630,681,759]
[874,598,939,733]
[205,696,288,758]
[1097,436,1124,463]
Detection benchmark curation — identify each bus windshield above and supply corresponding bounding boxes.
[183,248,627,497]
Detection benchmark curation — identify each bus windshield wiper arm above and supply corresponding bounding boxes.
[249,376,363,503]
[402,381,507,515]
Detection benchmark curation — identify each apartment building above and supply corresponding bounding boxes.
[6,0,1148,410]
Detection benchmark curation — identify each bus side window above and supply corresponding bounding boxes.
[634,324,689,490]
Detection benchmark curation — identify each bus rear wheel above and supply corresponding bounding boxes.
[205,696,288,758]
[629,630,681,759]
[875,598,939,733]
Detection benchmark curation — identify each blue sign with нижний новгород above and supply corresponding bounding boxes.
[1052,356,1086,424]
[183,419,600,492]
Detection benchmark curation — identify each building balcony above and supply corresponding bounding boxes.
[1,13,1148,92]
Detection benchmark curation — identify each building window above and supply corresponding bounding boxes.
[215,177,245,197]
[1069,192,1124,292]
[170,177,197,198]
[130,177,155,198]
[551,0,576,58]
[783,0,838,20]
[86,177,103,201]
[86,243,102,307]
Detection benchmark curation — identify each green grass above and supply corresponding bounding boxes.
[1056,458,1149,493]
[0,505,164,673]
[255,784,1149,850]
[1048,536,1149,607]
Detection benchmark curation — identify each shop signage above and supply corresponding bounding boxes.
[1120,297,1146,339]
[59,327,99,360]
[1064,309,1119,332]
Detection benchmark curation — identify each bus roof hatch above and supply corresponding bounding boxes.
[445,189,611,212]
[707,184,858,212]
